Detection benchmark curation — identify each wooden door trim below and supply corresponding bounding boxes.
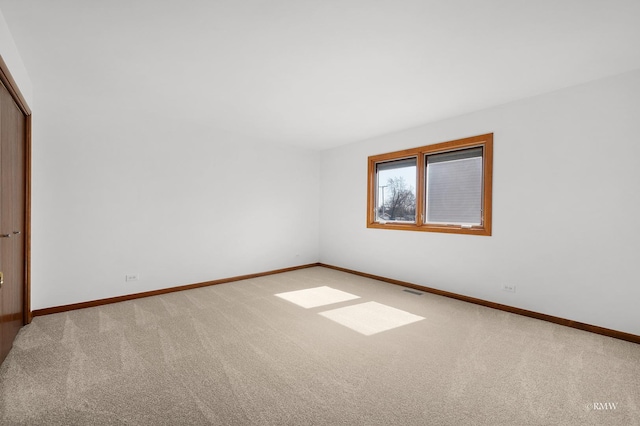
[0,56,31,116]
[0,55,32,324]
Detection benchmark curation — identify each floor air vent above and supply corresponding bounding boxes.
[403,289,423,296]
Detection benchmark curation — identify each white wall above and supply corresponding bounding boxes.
[6,5,640,335]
[3,17,315,316]
[30,107,320,309]
[2,6,322,311]
[320,69,640,336]
[0,8,32,106]
[3,4,320,311]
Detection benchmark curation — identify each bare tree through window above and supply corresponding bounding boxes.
[380,176,415,221]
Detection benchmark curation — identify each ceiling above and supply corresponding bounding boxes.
[1,0,639,150]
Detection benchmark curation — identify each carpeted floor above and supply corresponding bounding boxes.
[1,266,638,425]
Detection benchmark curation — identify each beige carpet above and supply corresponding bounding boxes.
[1,266,638,425]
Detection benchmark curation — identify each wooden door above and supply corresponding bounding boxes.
[0,78,26,365]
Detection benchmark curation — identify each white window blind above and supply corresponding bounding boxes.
[426,147,483,225]
[376,157,416,173]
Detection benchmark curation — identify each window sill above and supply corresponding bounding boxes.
[367,221,491,236]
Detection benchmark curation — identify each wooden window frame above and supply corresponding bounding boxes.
[367,133,493,236]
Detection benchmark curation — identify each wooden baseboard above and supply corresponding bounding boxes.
[30,261,639,345]
[31,263,321,317]
[319,263,640,345]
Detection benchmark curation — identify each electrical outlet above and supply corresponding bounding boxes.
[502,284,516,293]
[125,274,139,282]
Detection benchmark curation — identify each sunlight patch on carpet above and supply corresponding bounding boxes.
[275,286,361,308]
[319,302,425,336]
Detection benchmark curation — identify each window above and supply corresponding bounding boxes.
[426,147,483,226]
[375,158,417,223]
[367,133,493,236]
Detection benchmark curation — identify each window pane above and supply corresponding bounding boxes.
[426,148,483,225]
[376,158,416,222]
